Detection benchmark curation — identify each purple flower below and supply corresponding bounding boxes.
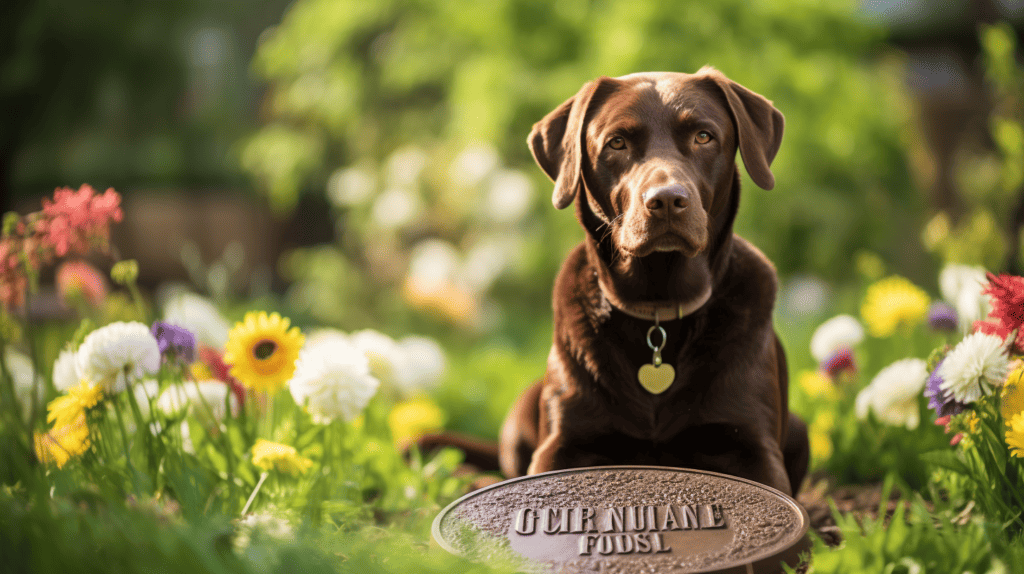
[151,321,196,363]
[928,301,958,332]
[924,359,966,418]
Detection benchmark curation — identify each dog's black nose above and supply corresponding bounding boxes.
[644,185,688,216]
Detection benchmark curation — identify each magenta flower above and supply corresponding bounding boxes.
[151,321,196,363]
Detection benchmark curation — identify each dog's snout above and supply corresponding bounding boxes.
[643,185,688,216]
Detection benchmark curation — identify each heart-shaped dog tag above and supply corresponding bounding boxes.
[638,363,675,394]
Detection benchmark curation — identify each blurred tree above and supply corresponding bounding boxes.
[0,0,290,208]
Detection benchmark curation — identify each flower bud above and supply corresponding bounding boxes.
[110,259,139,286]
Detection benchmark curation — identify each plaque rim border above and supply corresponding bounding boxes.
[432,464,811,573]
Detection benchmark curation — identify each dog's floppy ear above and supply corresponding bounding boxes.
[528,77,615,209]
[703,68,784,190]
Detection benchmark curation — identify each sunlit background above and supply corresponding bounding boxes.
[4,0,1024,445]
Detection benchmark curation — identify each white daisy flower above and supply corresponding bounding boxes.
[395,336,447,393]
[52,346,82,391]
[939,264,990,329]
[939,332,1009,404]
[856,358,929,429]
[810,314,865,362]
[162,292,230,348]
[157,380,238,424]
[289,337,380,424]
[75,321,160,393]
[349,329,403,388]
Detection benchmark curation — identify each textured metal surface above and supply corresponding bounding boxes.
[433,466,810,574]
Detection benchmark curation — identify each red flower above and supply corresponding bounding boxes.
[198,345,246,408]
[821,348,857,379]
[977,273,1024,353]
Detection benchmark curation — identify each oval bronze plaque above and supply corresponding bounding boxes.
[433,466,810,574]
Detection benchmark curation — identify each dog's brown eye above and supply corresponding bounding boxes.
[695,131,712,144]
[607,136,626,150]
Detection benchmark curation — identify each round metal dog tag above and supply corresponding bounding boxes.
[433,466,810,574]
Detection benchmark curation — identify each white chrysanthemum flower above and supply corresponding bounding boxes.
[162,292,230,348]
[349,329,403,388]
[395,336,447,393]
[157,380,238,424]
[75,321,160,393]
[939,264,990,328]
[810,314,865,362]
[289,337,380,423]
[856,358,928,429]
[939,332,1009,404]
[52,346,82,391]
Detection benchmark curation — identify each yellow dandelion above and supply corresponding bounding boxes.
[1007,412,1024,458]
[34,414,91,468]
[46,380,103,429]
[251,439,313,476]
[388,396,446,446]
[224,311,304,395]
[798,370,836,400]
[1002,367,1024,423]
[860,276,930,338]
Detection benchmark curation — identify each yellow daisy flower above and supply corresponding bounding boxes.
[224,311,304,395]
[251,439,313,476]
[388,396,446,446]
[34,414,91,468]
[47,380,104,429]
[1007,412,1024,458]
[1002,367,1024,423]
[860,276,930,338]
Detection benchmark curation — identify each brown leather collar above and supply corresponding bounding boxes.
[597,276,712,322]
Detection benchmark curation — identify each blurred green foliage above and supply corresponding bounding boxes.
[244,0,924,338]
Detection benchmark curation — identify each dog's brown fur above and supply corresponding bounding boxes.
[418,68,808,496]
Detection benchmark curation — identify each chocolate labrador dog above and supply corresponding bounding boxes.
[420,67,808,496]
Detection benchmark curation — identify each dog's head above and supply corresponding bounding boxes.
[529,68,783,308]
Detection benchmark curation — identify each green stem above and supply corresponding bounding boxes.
[126,282,148,324]
[112,395,133,470]
[241,471,268,516]
[124,378,156,477]
[0,340,29,438]
[188,378,237,498]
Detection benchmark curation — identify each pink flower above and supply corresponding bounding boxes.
[56,260,108,308]
[198,345,246,408]
[39,185,123,257]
